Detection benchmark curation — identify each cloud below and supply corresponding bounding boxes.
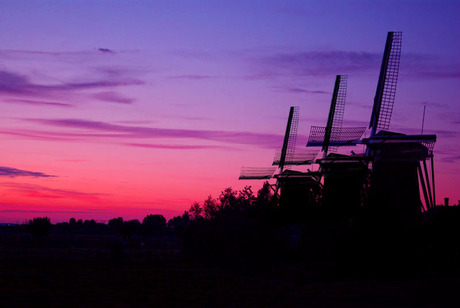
[98,48,114,54]
[400,53,460,80]
[246,50,460,80]
[168,75,217,80]
[4,98,73,107]
[272,86,329,94]
[125,143,227,150]
[0,69,144,98]
[0,166,56,178]
[22,118,283,148]
[92,91,135,104]
[0,209,106,214]
[0,49,94,57]
[0,130,75,141]
[170,49,217,61]
[253,51,380,78]
[439,153,460,163]
[1,182,105,202]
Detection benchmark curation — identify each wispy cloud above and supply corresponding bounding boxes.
[400,53,460,80]
[252,51,380,78]
[0,69,143,99]
[0,70,143,107]
[21,118,282,148]
[0,49,95,57]
[98,48,114,54]
[125,143,227,150]
[272,86,329,94]
[1,182,105,201]
[439,153,460,164]
[92,91,135,104]
[4,98,73,108]
[0,166,56,178]
[168,75,217,80]
[0,130,75,141]
[246,50,460,80]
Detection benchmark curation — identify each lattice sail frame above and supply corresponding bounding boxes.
[369,31,402,134]
[273,149,318,166]
[278,106,299,170]
[238,167,277,180]
[285,106,299,168]
[326,75,347,153]
[307,126,367,147]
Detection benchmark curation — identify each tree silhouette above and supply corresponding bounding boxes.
[122,219,140,239]
[142,214,166,237]
[108,217,124,232]
[203,195,218,219]
[28,217,51,237]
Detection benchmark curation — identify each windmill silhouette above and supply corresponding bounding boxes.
[239,106,319,207]
[307,75,366,155]
[362,32,437,217]
[306,75,367,214]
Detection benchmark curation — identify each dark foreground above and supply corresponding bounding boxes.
[1,253,459,308]
[2,203,460,307]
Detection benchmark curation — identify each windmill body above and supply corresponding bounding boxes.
[364,32,437,222]
[307,75,367,216]
[239,106,320,218]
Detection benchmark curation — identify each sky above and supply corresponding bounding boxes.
[0,0,459,223]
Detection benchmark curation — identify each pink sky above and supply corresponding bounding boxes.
[1,1,459,223]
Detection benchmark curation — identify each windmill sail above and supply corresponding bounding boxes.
[238,167,277,180]
[307,75,365,152]
[307,126,366,147]
[239,106,301,181]
[278,106,299,171]
[323,75,347,154]
[369,31,402,137]
[273,150,318,166]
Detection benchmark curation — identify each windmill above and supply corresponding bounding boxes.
[307,75,366,154]
[362,32,437,219]
[238,106,303,182]
[239,106,320,210]
[306,75,367,214]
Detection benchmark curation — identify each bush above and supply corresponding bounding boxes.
[28,217,51,237]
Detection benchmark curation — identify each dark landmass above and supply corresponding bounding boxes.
[1,184,459,307]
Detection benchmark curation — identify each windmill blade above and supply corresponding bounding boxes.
[273,149,318,166]
[278,106,299,170]
[323,75,347,154]
[306,75,364,152]
[307,126,366,147]
[238,167,277,180]
[369,31,402,136]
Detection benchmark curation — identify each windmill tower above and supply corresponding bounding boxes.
[272,107,321,213]
[362,32,437,222]
[239,106,320,215]
[307,75,367,215]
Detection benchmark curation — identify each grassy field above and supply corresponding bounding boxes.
[1,254,459,307]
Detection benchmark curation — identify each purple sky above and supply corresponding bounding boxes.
[0,0,459,223]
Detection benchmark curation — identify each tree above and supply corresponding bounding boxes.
[28,217,51,237]
[168,212,190,234]
[122,219,140,239]
[256,181,273,206]
[108,217,123,230]
[142,214,166,237]
[203,195,218,219]
[238,186,255,208]
[189,202,203,220]
[219,187,237,209]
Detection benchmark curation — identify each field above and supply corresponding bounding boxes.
[1,250,459,307]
